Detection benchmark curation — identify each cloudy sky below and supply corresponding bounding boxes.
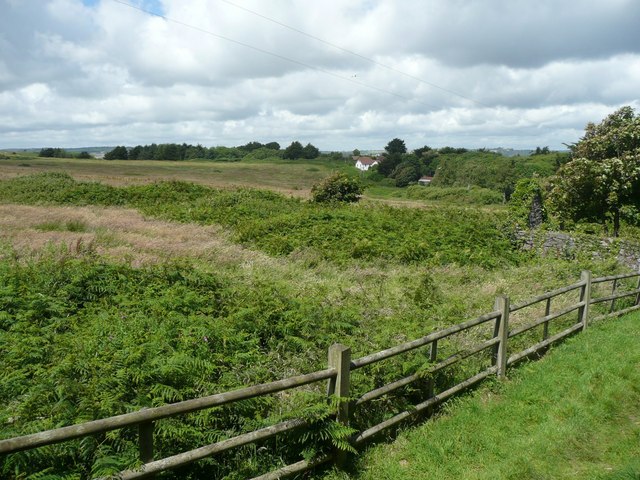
[1,0,639,151]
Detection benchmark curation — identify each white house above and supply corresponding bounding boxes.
[354,156,379,171]
[418,176,434,185]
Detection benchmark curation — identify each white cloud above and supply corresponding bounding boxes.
[0,0,639,150]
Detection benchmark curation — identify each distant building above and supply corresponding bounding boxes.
[418,176,434,186]
[354,156,379,171]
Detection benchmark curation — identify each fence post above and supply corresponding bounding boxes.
[609,278,618,313]
[139,420,154,477]
[542,297,551,341]
[494,296,510,379]
[426,340,438,416]
[579,270,592,330]
[327,343,351,467]
[635,275,640,306]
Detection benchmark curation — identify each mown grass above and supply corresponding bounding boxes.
[328,312,640,480]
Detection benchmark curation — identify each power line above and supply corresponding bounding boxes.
[110,0,439,109]
[219,0,490,108]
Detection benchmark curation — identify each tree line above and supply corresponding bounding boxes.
[39,148,93,159]
[101,140,320,161]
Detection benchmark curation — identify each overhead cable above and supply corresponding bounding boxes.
[111,0,439,109]
[220,0,489,108]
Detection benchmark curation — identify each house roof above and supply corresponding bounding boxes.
[419,176,434,182]
[354,156,378,165]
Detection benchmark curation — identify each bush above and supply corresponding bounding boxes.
[311,172,364,203]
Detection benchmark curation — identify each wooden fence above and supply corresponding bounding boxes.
[1,270,639,479]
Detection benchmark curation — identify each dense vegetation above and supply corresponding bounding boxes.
[549,106,640,237]
[429,150,565,196]
[39,148,93,159]
[0,172,527,478]
[364,137,566,192]
[0,173,517,268]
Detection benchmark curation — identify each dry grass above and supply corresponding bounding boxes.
[0,204,276,268]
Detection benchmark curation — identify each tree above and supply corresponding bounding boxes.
[156,143,180,161]
[311,172,364,203]
[264,142,280,151]
[239,141,263,152]
[39,148,56,157]
[352,148,361,157]
[302,143,320,159]
[549,106,640,236]
[376,138,407,177]
[282,141,304,159]
[376,153,400,177]
[532,146,550,155]
[413,145,431,157]
[104,146,128,160]
[385,138,407,155]
[39,147,67,158]
[391,154,422,187]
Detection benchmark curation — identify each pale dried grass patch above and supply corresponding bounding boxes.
[0,204,277,269]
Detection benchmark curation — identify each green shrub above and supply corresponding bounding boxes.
[508,178,547,229]
[311,172,364,203]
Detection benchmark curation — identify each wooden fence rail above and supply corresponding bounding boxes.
[1,270,639,479]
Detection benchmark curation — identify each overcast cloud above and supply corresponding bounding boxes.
[1,0,639,150]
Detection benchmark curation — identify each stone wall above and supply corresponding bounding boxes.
[518,230,640,271]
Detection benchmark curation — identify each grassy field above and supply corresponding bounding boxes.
[0,152,354,197]
[0,153,507,209]
[0,163,636,478]
[327,311,640,480]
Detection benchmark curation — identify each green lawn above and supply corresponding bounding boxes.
[327,312,640,480]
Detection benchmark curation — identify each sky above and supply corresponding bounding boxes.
[1,0,639,151]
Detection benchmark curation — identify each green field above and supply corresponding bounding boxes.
[0,157,637,478]
[0,153,512,209]
[0,152,353,197]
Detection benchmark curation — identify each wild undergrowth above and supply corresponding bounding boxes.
[0,173,632,479]
[0,251,364,478]
[0,173,517,268]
